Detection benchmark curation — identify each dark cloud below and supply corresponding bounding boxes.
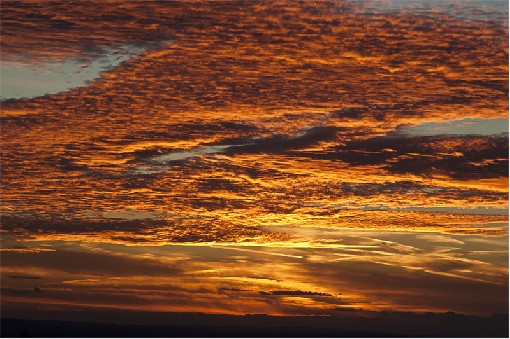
[330,181,506,201]
[7,275,41,280]
[1,288,33,296]
[1,1,176,63]
[289,134,508,180]
[0,114,60,127]
[195,178,247,193]
[0,215,284,244]
[259,290,333,297]
[0,215,168,233]
[1,250,182,276]
[218,287,251,292]
[425,260,473,272]
[224,126,337,155]
[50,19,77,30]
[333,307,359,313]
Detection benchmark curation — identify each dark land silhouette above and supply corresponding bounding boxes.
[1,311,508,338]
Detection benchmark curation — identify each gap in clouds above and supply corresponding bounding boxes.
[1,41,172,99]
[392,118,509,136]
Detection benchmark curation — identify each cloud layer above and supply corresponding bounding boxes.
[1,0,508,318]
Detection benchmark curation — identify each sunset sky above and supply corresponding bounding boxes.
[1,0,508,321]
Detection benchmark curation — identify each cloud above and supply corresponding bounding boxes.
[416,234,465,245]
[1,1,175,63]
[302,259,509,316]
[223,126,337,155]
[259,290,333,297]
[1,288,33,296]
[289,134,509,180]
[7,274,41,280]
[218,287,250,292]
[0,215,289,244]
[1,249,182,277]
[1,0,508,320]
[425,259,474,272]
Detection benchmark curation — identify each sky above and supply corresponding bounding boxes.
[0,0,508,322]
